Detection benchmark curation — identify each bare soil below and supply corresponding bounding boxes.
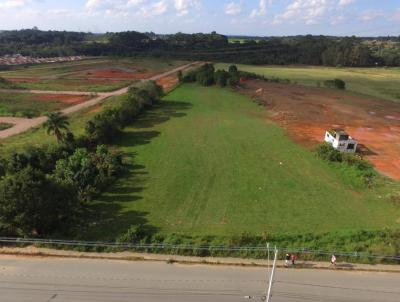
[156,75,179,92]
[38,94,91,105]
[6,77,40,83]
[79,68,158,80]
[242,80,400,180]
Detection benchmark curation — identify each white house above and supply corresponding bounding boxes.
[324,129,358,153]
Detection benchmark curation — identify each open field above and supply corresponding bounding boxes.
[0,57,188,92]
[0,91,91,118]
[241,80,400,180]
[0,93,125,153]
[84,84,400,240]
[215,63,400,103]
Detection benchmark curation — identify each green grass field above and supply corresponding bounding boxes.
[0,92,78,117]
[84,84,400,240]
[215,63,400,103]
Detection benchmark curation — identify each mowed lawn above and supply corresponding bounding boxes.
[215,63,400,103]
[87,84,400,240]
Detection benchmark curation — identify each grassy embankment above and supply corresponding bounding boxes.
[215,63,400,103]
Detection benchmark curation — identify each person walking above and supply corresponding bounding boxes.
[331,254,337,266]
[285,253,290,267]
[291,254,297,266]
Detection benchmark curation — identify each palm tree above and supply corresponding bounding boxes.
[43,112,70,143]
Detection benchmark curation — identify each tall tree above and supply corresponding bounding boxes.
[43,112,70,143]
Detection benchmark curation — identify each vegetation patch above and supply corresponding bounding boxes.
[82,84,400,246]
[0,123,12,131]
[0,92,90,118]
[215,63,400,103]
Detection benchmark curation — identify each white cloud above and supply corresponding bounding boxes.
[338,0,355,6]
[250,0,268,18]
[0,0,30,9]
[140,0,168,17]
[273,0,339,25]
[225,2,241,16]
[174,0,200,17]
[359,10,384,22]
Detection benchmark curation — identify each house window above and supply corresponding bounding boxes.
[347,144,355,150]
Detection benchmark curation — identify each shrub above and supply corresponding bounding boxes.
[228,65,238,74]
[214,70,229,87]
[0,166,80,237]
[140,80,164,102]
[85,108,123,144]
[316,143,376,186]
[324,78,346,90]
[316,143,343,162]
[227,75,240,87]
[116,224,149,243]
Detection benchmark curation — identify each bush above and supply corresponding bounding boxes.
[316,143,343,162]
[196,64,215,86]
[214,70,229,87]
[315,143,376,186]
[0,166,80,237]
[116,224,148,243]
[324,78,346,90]
[85,108,123,144]
[228,65,238,74]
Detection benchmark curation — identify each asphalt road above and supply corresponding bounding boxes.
[0,256,399,302]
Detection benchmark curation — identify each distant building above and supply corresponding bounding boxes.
[324,129,358,153]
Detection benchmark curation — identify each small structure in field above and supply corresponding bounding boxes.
[324,129,358,153]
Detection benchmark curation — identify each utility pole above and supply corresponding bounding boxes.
[266,247,278,302]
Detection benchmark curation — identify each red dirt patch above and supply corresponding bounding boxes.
[37,94,91,105]
[85,104,103,114]
[156,75,179,92]
[242,80,400,180]
[77,69,158,80]
[6,77,40,83]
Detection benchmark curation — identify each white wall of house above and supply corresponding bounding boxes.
[325,131,358,153]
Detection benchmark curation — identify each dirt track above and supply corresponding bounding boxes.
[0,62,198,139]
[243,80,400,180]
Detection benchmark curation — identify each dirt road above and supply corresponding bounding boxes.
[0,62,197,139]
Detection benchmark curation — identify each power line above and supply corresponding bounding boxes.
[0,237,399,261]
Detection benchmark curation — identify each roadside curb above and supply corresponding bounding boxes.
[0,247,399,273]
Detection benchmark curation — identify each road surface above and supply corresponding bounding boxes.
[0,256,399,302]
[0,62,197,139]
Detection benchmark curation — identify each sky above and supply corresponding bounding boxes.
[0,0,399,36]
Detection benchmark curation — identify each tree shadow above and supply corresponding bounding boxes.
[84,203,159,241]
[84,100,192,240]
[358,144,378,156]
[132,100,192,129]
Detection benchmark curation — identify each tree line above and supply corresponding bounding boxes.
[0,81,164,238]
[1,29,399,67]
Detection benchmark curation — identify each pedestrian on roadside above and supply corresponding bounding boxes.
[285,253,290,266]
[331,254,337,266]
[291,254,297,266]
